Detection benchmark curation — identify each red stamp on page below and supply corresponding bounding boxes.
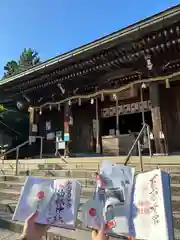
[37,191,45,200]
[107,219,116,229]
[89,208,96,217]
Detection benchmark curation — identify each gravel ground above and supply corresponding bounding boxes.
[0,228,20,240]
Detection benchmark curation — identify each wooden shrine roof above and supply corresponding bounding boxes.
[0,4,180,107]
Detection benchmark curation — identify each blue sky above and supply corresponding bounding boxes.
[0,0,179,77]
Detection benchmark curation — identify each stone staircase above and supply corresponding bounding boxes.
[0,156,179,239]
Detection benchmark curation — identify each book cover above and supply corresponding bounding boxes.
[12,176,81,229]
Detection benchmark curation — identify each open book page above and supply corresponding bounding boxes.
[131,169,173,240]
[46,179,81,228]
[81,161,135,236]
[13,177,81,229]
[12,176,54,224]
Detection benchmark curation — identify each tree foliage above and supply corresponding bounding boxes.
[2,48,40,79]
[19,48,40,71]
[4,60,19,78]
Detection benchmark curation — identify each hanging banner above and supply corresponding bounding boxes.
[64,133,70,142]
[64,120,69,132]
[32,124,38,133]
[46,132,55,140]
[46,121,51,131]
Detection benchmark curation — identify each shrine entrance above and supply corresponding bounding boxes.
[101,111,152,136]
[100,100,153,155]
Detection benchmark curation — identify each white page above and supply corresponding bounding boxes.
[82,161,135,236]
[46,179,81,228]
[13,176,54,224]
[131,169,173,240]
[13,177,81,229]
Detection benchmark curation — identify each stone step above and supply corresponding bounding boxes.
[0,175,97,188]
[0,227,20,240]
[0,186,94,201]
[2,158,180,171]
[1,168,180,189]
[0,198,88,215]
[21,169,99,178]
[0,180,95,192]
[2,155,180,164]
[0,171,179,183]
[0,178,180,197]
[15,168,180,178]
[2,163,180,179]
[170,173,180,184]
[0,200,17,214]
[0,184,179,214]
[0,179,180,195]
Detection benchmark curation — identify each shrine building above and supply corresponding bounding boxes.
[0,5,180,158]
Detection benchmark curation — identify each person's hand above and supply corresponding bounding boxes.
[92,226,136,240]
[92,226,108,240]
[20,211,48,240]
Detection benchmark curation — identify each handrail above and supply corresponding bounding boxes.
[1,136,44,175]
[124,123,152,170]
[2,140,29,157]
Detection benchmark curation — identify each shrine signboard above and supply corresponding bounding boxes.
[101,100,152,118]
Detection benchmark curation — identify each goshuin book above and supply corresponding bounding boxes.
[81,161,174,240]
[12,176,81,229]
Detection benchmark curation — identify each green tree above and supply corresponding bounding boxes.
[3,60,19,77]
[19,48,40,71]
[2,48,40,79]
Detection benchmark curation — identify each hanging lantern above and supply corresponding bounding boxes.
[112,93,117,100]
[68,100,71,106]
[141,83,147,89]
[69,116,73,126]
[91,98,94,104]
[145,54,153,71]
[78,98,81,106]
[49,104,52,111]
[101,92,104,101]
[39,108,42,115]
[58,103,61,111]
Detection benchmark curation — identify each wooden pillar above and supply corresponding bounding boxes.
[28,107,34,144]
[28,107,38,144]
[149,83,165,154]
[95,98,101,153]
[115,97,120,136]
[64,102,72,156]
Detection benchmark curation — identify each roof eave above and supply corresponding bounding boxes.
[0,4,180,86]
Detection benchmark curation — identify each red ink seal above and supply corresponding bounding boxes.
[106,219,116,229]
[37,191,45,200]
[89,208,96,217]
